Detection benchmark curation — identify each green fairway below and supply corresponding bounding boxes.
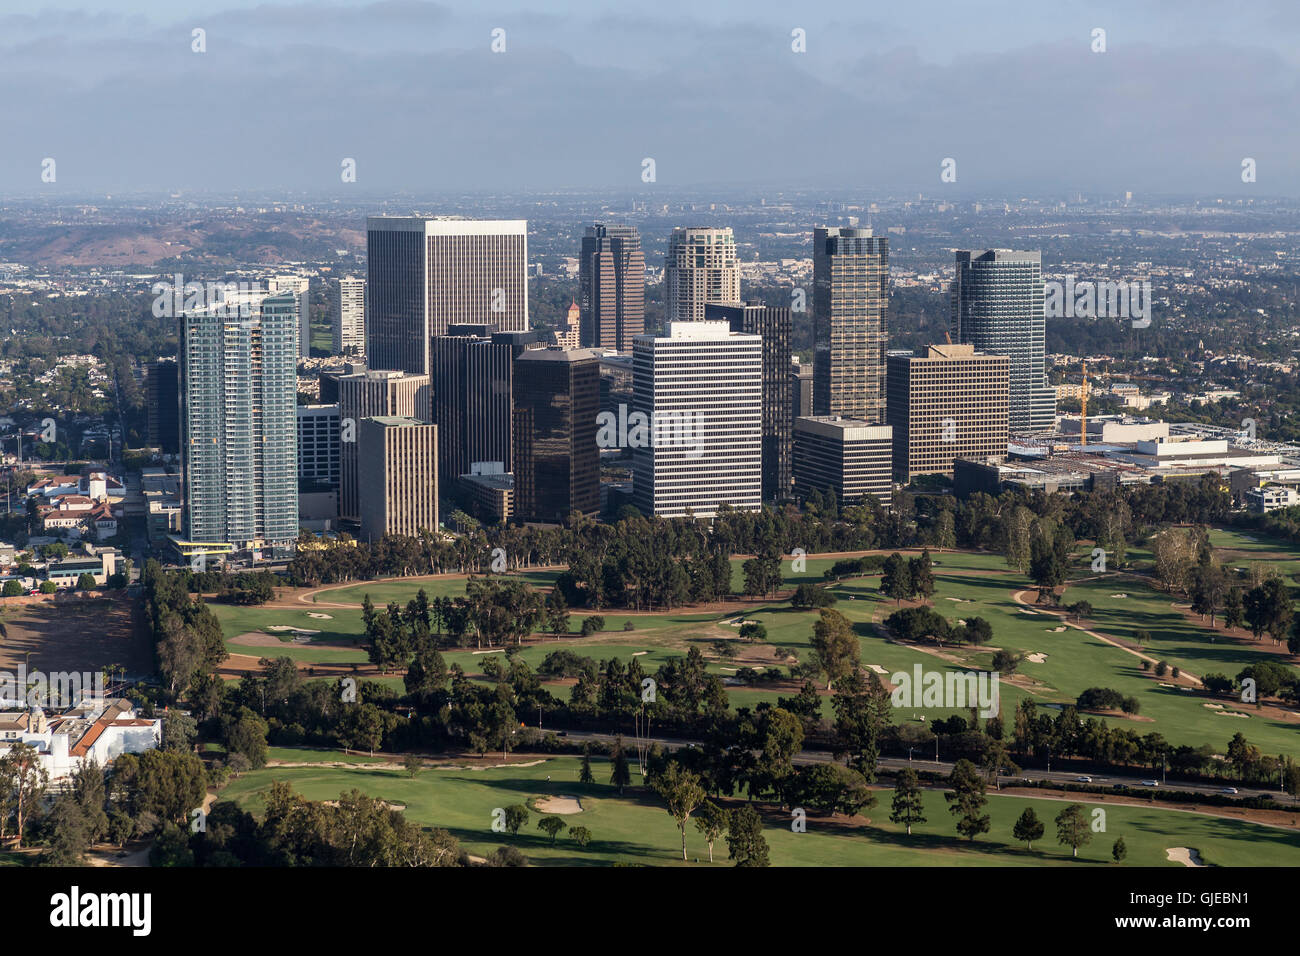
[219,755,1300,866]
[315,569,562,607]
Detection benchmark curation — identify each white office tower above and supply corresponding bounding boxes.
[334,277,366,356]
[631,321,762,518]
[268,275,312,359]
[664,227,741,323]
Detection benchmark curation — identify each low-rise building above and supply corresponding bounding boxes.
[0,699,162,781]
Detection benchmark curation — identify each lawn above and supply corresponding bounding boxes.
[219,754,1300,866]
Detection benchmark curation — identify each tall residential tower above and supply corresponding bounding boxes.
[813,227,889,422]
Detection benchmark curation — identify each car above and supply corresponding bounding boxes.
[1076,776,1093,783]
[1141,779,1160,787]
[1221,787,1239,795]
[1112,783,1126,790]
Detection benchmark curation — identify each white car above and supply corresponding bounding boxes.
[1141,779,1160,787]
[1076,776,1093,783]
[1221,787,1239,795]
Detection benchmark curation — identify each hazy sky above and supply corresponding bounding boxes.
[4,0,1299,196]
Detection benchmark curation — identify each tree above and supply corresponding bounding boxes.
[39,795,91,866]
[1244,578,1292,645]
[609,736,632,794]
[880,553,913,605]
[809,608,860,691]
[1111,836,1127,863]
[725,805,770,867]
[908,551,936,604]
[403,754,422,778]
[544,588,570,636]
[568,825,592,847]
[944,759,989,841]
[538,815,567,843]
[652,762,706,861]
[579,743,594,785]
[1223,587,1245,630]
[1055,803,1092,858]
[1,580,22,597]
[0,742,48,847]
[694,799,727,863]
[1013,807,1044,850]
[889,767,926,835]
[503,804,529,836]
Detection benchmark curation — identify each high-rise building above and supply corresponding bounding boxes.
[951,249,1055,431]
[146,359,180,454]
[886,344,1009,480]
[179,290,299,554]
[366,217,529,376]
[813,227,889,422]
[430,325,541,492]
[512,349,601,523]
[333,277,366,356]
[705,301,793,500]
[337,368,430,521]
[268,275,312,360]
[296,405,341,490]
[357,417,438,542]
[792,417,893,509]
[552,300,581,350]
[664,227,740,323]
[631,321,762,518]
[791,360,813,422]
[579,223,645,350]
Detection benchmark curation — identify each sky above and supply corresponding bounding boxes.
[3,0,1299,197]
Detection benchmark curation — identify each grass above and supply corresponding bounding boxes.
[219,755,1300,866]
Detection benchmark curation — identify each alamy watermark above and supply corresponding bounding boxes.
[151,274,264,318]
[596,404,703,458]
[890,665,1000,719]
[1045,276,1152,328]
[0,666,107,709]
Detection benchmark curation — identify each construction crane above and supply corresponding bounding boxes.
[1080,362,1090,448]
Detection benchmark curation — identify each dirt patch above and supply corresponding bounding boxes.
[535,795,583,814]
[0,594,151,676]
[229,631,291,647]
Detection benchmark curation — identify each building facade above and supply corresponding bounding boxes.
[579,223,645,351]
[885,344,1009,480]
[664,227,741,323]
[631,321,762,518]
[951,249,1055,431]
[705,301,793,500]
[512,349,601,523]
[792,417,893,509]
[179,290,299,554]
[813,227,889,422]
[357,417,439,541]
[333,277,366,356]
[337,368,430,521]
[146,358,180,454]
[296,404,341,490]
[366,217,529,376]
[268,275,312,360]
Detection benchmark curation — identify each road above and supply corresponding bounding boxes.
[549,728,1285,803]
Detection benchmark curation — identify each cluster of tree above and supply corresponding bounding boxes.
[880,551,936,605]
[141,560,228,697]
[883,606,994,648]
[1076,686,1142,715]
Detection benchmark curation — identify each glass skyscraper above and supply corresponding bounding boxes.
[179,289,300,555]
[812,227,889,423]
[951,249,1056,432]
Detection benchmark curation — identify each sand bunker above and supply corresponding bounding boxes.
[1048,626,1066,632]
[324,799,406,811]
[265,625,319,635]
[307,612,333,620]
[1203,702,1223,709]
[1025,653,1048,663]
[1214,710,1249,718]
[1018,608,1038,615]
[1110,593,1129,599]
[632,651,647,657]
[1166,847,1206,867]
[535,795,583,814]
[472,649,505,655]
[866,664,889,675]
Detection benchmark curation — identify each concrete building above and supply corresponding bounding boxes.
[268,275,312,360]
[512,349,601,523]
[706,301,793,500]
[179,289,299,556]
[366,217,529,376]
[0,699,161,782]
[337,368,429,521]
[813,227,889,422]
[664,227,740,323]
[333,277,366,356]
[631,321,762,518]
[951,250,1055,431]
[459,467,514,524]
[793,417,893,508]
[579,223,645,351]
[886,344,1010,480]
[791,360,813,421]
[357,417,438,541]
